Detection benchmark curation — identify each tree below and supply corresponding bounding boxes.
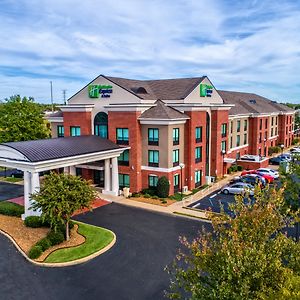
[166,187,300,300]
[0,95,51,143]
[157,176,170,198]
[30,172,97,240]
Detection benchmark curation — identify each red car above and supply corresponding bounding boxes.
[241,170,274,183]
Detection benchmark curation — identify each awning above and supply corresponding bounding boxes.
[224,158,236,164]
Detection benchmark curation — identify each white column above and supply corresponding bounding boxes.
[69,166,76,176]
[29,172,41,217]
[63,167,69,174]
[104,158,111,192]
[21,171,31,220]
[111,157,119,196]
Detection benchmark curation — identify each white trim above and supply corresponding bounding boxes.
[59,104,95,112]
[139,119,187,125]
[46,117,64,123]
[141,165,184,173]
[268,135,279,140]
[228,144,249,153]
[224,158,236,163]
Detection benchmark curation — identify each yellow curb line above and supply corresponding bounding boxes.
[0,223,116,268]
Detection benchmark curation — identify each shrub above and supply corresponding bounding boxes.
[47,230,65,245]
[0,202,24,217]
[169,193,183,201]
[161,199,167,204]
[141,188,156,196]
[24,216,44,228]
[199,184,209,190]
[268,146,281,156]
[237,165,243,171]
[292,138,299,145]
[132,193,141,198]
[151,195,159,199]
[28,245,43,259]
[36,238,51,251]
[156,176,170,198]
[143,193,151,198]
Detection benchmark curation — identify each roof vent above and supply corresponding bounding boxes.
[249,99,256,104]
[131,87,148,94]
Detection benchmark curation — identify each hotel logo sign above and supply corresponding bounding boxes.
[200,84,213,97]
[88,85,113,98]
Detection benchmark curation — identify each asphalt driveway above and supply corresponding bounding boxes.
[0,181,23,201]
[0,203,210,300]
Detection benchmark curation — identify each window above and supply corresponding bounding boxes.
[94,112,108,139]
[275,127,278,135]
[244,133,247,145]
[118,150,129,166]
[195,170,202,188]
[116,128,129,145]
[271,128,274,137]
[174,174,180,193]
[265,119,268,128]
[237,120,241,132]
[236,135,240,147]
[173,149,179,166]
[57,125,64,138]
[230,136,233,149]
[276,116,278,125]
[230,121,233,134]
[148,150,159,167]
[148,175,158,188]
[271,117,274,126]
[221,141,226,151]
[260,119,262,130]
[195,127,202,143]
[195,146,202,163]
[148,128,159,146]
[119,174,130,189]
[173,128,180,145]
[244,120,247,131]
[70,126,81,136]
[221,123,227,137]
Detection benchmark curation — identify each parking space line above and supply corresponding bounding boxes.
[210,193,218,199]
[192,203,200,208]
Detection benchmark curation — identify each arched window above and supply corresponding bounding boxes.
[94,112,108,139]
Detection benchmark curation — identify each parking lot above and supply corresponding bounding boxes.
[0,181,23,201]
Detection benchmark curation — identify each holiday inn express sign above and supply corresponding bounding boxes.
[200,83,213,97]
[88,84,113,98]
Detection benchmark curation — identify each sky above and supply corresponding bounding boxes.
[0,0,300,104]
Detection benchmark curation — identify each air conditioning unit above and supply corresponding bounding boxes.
[182,186,188,193]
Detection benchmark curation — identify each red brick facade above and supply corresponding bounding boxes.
[63,111,92,136]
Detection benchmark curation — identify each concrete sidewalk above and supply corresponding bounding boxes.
[97,172,241,221]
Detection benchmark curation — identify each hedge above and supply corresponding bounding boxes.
[0,202,24,217]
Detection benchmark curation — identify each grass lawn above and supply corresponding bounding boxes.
[44,221,114,263]
[0,176,23,183]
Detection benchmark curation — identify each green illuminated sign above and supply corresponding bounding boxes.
[88,85,113,98]
[200,84,213,97]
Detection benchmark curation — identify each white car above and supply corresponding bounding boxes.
[290,148,300,154]
[221,183,254,196]
[257,168,279,179]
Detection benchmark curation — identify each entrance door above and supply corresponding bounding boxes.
[94,170,104,187]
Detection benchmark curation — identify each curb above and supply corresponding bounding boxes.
[0,222,116,268]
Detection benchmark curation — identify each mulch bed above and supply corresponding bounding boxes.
[129,197,176,207]
[0,214,85,262]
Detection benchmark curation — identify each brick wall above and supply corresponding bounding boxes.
[63,111,92,136]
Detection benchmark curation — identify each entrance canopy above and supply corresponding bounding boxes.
[0,135,128,219]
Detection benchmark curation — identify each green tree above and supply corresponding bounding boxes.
[31,172,97,241]
[156,176,170,198]
[0,95,51,143]
[166,187,300,300]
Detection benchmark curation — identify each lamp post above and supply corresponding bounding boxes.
[221,149,226,176]
[179,163,185,201]
[280,144,284,155]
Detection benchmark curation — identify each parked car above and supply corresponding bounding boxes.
[231,174,266,187]
[10,169,23,178]
[269,155,290,165]
[221,182,254,196]
[257,168,279,179]
[241,169,274,183]
[290,148,300,154]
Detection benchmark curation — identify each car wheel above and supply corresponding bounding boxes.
[223,189,229,195]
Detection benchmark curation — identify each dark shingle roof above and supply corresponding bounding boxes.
[139,100,189,120]
[2,135,121,162]
[105,75,205,100]
[218,90,294,115]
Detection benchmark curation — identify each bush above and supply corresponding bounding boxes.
[132,193,141,198]
[28,245,43,259]
[0,202,24,217]
[156,176,170,198]
[47,230,65,245]
[151,195,159,199]
[24,216,44,228]
[143,193,151,198]
[292,138,299,145]
[141,188,156,196]
[169,193,183,201]
[161,199,167,204]
[228,165,240,174]
[36,238,51,251]
[237,165,243,171]
[268,146,281,156]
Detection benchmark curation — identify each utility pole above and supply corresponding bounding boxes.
[50,81,54,112]
[62,89,67,105]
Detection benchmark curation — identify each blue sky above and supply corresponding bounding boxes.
[0,0,300,103]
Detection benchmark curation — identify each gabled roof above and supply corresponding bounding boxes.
[1,135,122,162]
[218,90,295,115]
[105,75,205,100]
[139,100,189,120]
